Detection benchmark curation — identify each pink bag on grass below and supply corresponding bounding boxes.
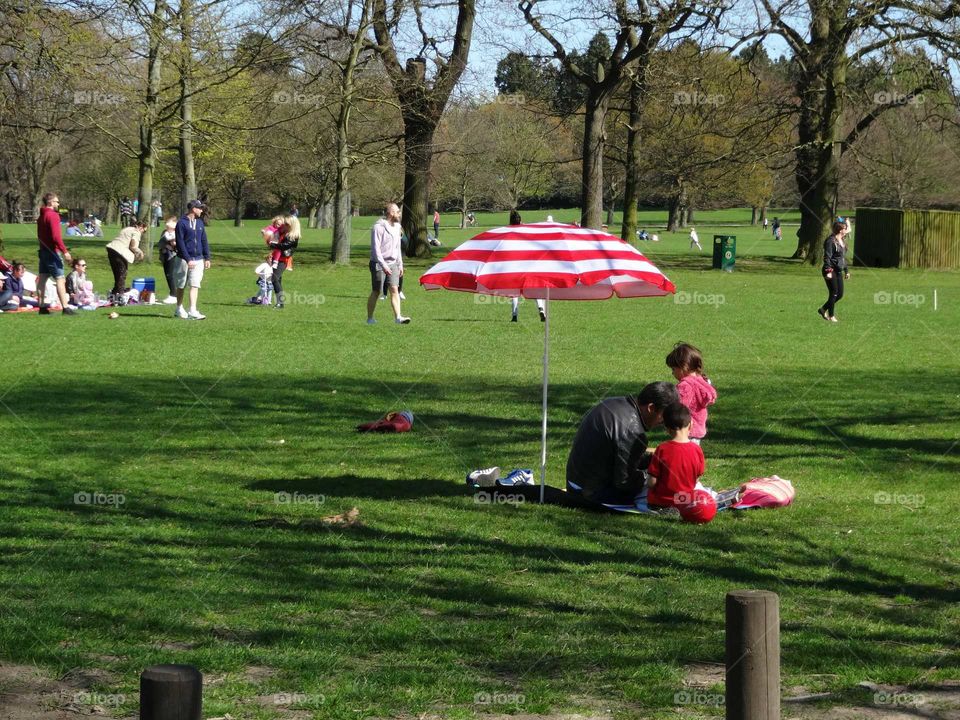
[732,476,795,509]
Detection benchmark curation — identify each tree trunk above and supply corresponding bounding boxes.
[137,0,164,227]
[331,165,351,264]
[621,71,643,242]
[329,0,368,265]
[233,190,242,226]
[751,206,759,225]
[667,198,680,232]
[792,15,846,264]
[580,90,609,229]
[332,191,351,264]
[401,118,435,257]
[687,206,694,224]
[178,0,197,213]
[760,206,768,224]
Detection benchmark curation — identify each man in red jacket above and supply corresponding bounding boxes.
[36,192,75,315]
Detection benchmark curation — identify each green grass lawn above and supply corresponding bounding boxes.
[0,210,957,719]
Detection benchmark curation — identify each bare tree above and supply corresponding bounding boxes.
[750,0,959,262]
[369,0,476,257]
[518,0,723,229]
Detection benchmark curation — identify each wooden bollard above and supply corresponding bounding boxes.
[725,590,779,720]
[140,664,202,720]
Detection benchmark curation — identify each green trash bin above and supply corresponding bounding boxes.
[712,235,736,271]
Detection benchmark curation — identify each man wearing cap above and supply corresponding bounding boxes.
[174,200,210,320]
[36,192,76,315]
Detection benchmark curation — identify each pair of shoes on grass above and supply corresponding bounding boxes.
[466,467,534,488]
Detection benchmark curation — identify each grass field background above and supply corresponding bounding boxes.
[0,209,957,719]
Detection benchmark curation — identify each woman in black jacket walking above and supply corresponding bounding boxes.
[818,218,851,322]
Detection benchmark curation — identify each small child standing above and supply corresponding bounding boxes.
[247,255,273,305]
[646,403,706,510]
[666,342,717,445]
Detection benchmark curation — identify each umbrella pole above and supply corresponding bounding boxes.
[540,288,549,504]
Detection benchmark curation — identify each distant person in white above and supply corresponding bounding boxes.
[508,209,545,322]
[367,202,410,325]
[689,226,702,251]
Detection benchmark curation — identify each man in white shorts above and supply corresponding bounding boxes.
[174,199,211,320]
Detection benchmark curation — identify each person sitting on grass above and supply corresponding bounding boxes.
[0,262,27,311]
[565,381,679,505]
[645,402,705,511]
[66,257,93,308]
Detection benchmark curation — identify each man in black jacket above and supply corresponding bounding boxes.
[565,381,679,505]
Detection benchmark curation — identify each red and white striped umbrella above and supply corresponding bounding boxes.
[420,222,676,502]
[420,221,675,298]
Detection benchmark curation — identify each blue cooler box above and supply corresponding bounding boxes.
[132,277,155,293]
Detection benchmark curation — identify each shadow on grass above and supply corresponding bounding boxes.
[0,367,957,689]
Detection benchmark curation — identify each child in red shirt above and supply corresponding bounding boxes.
[646,402,706,509]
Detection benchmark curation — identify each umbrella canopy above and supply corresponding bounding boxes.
[420,221,676,299]
[420,221,676,502]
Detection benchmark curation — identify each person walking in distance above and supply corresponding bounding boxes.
[507,209,545,322]
[367,202,410,325]
[818,218,851,323]
[689,226,702,251]
[433,207,440,240]
[174,200,211,320]
[36,192,75,315]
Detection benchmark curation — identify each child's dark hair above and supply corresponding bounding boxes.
[662,402,691,432]
[666,342,704,376]
[663,403,690,432]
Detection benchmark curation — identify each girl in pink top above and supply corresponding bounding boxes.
[666,342,717,445]
[263,215,294,271]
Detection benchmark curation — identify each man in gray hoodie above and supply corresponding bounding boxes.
[366,202,410,325]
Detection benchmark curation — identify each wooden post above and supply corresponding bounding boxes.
[140,664,202,720]
[725,590,779,720]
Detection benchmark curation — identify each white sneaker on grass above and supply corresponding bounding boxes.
[467,467,500,487]
[187,310,206,320]
[399,291,407,300]
[175,306,189,319]
[395,316,411,324]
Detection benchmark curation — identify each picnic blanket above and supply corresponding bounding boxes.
[469,473,794,516]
